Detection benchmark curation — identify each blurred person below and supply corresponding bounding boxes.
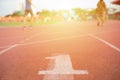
[96,0,108,26]
[25,0,34,17]
[23,0,34,30]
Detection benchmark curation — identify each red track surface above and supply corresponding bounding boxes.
[0,20,120,80]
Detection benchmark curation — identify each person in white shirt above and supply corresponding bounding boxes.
[23,0,34,30]
[25,0,33,17]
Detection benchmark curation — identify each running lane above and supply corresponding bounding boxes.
[0,20,120,80]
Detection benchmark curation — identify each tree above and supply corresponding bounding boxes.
[12,11,23,17]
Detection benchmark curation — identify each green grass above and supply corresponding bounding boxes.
[0,20,62,27]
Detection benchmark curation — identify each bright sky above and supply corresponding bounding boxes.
[0,0,118,16]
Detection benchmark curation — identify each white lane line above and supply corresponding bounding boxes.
[20,29,120,46]
[39,54,88,80]
[19,33,42,43]
[19,31,70,43]
[92,29,120,35]
[0,32,44,55]
[0,45,12,49]
[0,28,120,49]
[0,44,18,55]
[0,28,119,53]
[0,29,120,55]
[0,32,71,55]
[0,34,87,55]
[19,34,88,46]
[89,34,120,52]
[0,36,24,40]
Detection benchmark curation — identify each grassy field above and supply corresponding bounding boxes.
[0,20,62,27]
[0,19,119,27]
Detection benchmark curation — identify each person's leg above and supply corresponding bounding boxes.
[101,12,106,26]
[29,10,34,17]
[28,10,34,29]
[101,16,105,26]
[23,10,30,30]
[98,12,105,26]
[97,14,101,26]
[97,18,100,26]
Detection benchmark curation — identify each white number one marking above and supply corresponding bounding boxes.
[38,54,88,80]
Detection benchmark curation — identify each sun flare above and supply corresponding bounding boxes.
[33,0,78,11]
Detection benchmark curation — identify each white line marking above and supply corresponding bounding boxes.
[0,31,62,54]
[38,54,88,80]
[0,29,120,49]
[89,34,120,52]
[0,29,120,55]
[93,29,120,35]
[19,35,87,46]
[0,45,12,49]
[0,44,18,55]
[18,28,120,46]
[19,33,42,43]
[0,36,24,40]
[0,32,43,55]
[0,34,87,55]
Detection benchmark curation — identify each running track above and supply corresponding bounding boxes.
[0,20,120,80]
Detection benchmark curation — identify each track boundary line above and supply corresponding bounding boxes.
[0,28,120,49]
[0,30,83,55]
[0,36,24,40]
[0,31,44,55]
[0,34,88,55]
[19,34,88,46]
[0,28,120,55]
[0,45,11,49]
[88,34,120,53]
[0,44,18,55]
[0,31,68,49]
[0,28,120,48]
[93,29,120,35]
[0,28,120,40]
